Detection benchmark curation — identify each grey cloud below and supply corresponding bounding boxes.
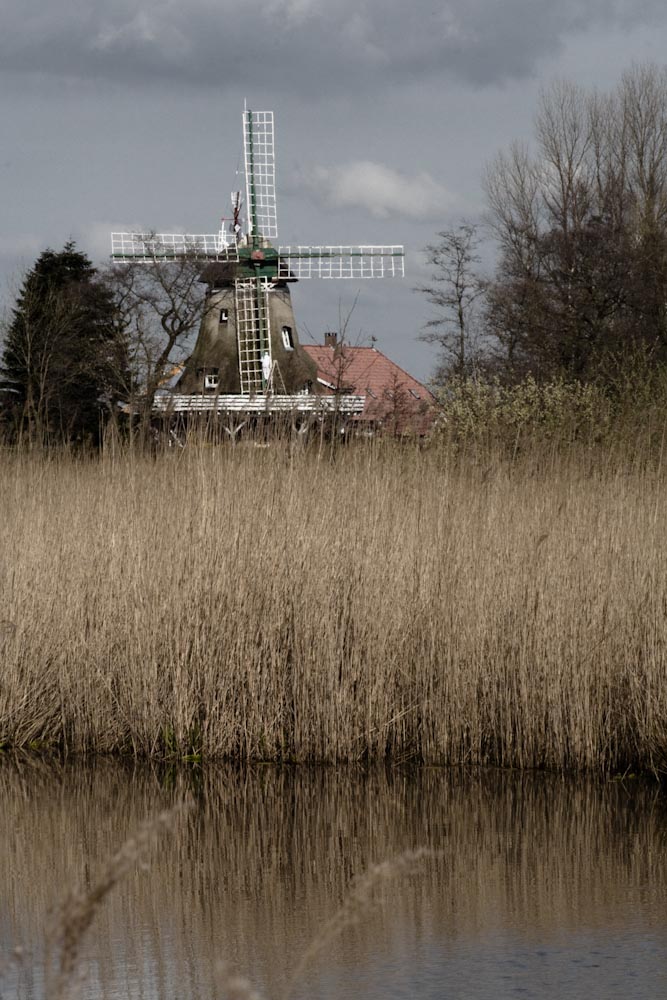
[2,0,665,93]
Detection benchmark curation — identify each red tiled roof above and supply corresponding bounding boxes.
[302,345,435,434]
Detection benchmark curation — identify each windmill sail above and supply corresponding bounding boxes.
[111,232,238,262]
[235,278,272,394]
[243,110,278,241]
[277,246,405,279]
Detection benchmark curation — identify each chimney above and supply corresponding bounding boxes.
[324,331,338,349]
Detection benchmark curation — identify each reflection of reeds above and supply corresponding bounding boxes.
[1,440,667,770]
[286,847,438,996]
[2,761,667,998]
[45,801,191,1000]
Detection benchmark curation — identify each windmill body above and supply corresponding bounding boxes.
[178,257,317,396]
[111,109,404,415]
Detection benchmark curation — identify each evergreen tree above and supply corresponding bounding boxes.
[1,242,129,443]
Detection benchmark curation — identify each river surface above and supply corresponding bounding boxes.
[2,761,667,999]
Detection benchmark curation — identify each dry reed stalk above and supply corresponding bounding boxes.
[45,800,192,1000]
[286,847,438,997]
[214,962,265,1000]
[0,436,666,771]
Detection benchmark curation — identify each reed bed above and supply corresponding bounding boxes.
[1,434,667,771]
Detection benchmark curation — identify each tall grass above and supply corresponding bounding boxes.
[1,430,667,771]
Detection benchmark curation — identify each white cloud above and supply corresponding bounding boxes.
[92,12,156,51]
[265,0,320,26]
[90,10,191,59]
[300,161,456,221]
[79,221,144,264]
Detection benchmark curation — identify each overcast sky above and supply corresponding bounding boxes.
[3,0,667,380]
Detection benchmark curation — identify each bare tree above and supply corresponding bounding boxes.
[103,250,211,433]
[619,65,667,342]
[535,80,593,238]
[416,224,485,381]
[482,65,667,380]
[621,64,667,226]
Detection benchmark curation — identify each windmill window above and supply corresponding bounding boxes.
[366,387,377,399]
[219,309,229,324]
[204,374,219,390]
[281,325,294,350]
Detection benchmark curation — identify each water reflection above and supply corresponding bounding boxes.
[2,761,667,999]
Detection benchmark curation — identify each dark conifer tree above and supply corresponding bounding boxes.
[1,242,129,443]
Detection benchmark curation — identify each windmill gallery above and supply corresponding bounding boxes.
[110,108,432,434]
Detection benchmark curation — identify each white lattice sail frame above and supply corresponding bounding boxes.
[243,110,278,240]
[111,232,238,261]
[235,278,272,394]
[277,246,405,279]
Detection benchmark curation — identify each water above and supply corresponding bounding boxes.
[2,761,667,999]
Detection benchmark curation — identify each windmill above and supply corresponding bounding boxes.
[111,108,404,413]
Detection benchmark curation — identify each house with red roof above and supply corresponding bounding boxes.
[302,334,435,436]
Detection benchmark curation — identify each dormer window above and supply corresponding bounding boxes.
[281,325,294,350]
[219,309,229,324]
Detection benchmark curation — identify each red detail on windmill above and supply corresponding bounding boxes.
[251,250,265,262]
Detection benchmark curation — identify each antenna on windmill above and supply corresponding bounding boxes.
[220,192,243,241]
[231,192,243,239]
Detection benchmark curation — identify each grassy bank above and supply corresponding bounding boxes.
[1,434,667,772]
